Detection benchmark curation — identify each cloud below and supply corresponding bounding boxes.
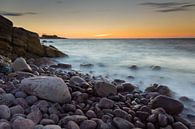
[140,2,195,13]
[0,11,37,16]
[95,34,110,37]
[56,0,64,4]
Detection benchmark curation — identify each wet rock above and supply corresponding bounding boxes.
[158,113,168,127]
[113,79,125,84]
[14,98,28,109]
[0,105,10,119]
[113,109,130,120]
[135,120,145,128]
[67,121,80,129]
[60,115,88,125]
[127,76,135,80]
[99,98,114,109]
[10,105,24,116]
[33,58,56,67]
[49,114,59,124]
[40,119,55,125]
[136,111,150,121]
[145,84,171,96]
[43,125,61,129]
[151,95,184,115]
[15,91,27,98]
[94,119,110,129]
[12,118,35,129]
[43,45,66,57]
[179,96,193,102]
[147,114,158,123]
[50,63,71,69]
[0,121,11,129]
[129,65,138,70]
[63,104,76,112]
[112,117,135,129]
[175,116,192,128]
[161,125,173,129]
[94,81,117,97]
[69,76,88,87]
[75,109,85,115]
[151,65,161,71]
[0,93,15,106]
[27,108,42,124]
[80,64,94,67]
[36,100,49,113]
[122,83,136,92]
[147,122,155,129]
[86,110,97,118]
[172,122,188,129]
[25,96,38,105]
[21,76,71,103]
[0,88,6,94]
[12,57,32,72]
[80,120,97,129]
[34,124,44,129]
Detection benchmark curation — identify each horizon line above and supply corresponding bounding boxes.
[52,37,195,40]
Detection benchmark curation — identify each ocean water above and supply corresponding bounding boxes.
[42,39,195,100]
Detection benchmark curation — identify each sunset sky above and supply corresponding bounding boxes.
[0,0,195,38]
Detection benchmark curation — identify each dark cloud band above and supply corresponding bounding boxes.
[140,2,195,13]
[0,11,37,16]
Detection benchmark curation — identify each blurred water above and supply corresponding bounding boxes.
[42,39,195,99]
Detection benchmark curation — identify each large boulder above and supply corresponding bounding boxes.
[12,57,32,72]
[94,81,117,97]
[150,95,184,115]
[21,76,71,103]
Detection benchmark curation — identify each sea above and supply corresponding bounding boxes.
[41,38,195,100]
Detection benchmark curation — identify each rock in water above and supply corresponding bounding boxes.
[151,95,184,115]
[94,81,117,97]
[12,57,32,72]
[21,76,71,103]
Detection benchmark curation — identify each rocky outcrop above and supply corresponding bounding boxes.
[0,15,66,59]
[40,34,67,39]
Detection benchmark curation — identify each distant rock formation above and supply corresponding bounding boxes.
[0,15,67,59]
[40,35,67,39]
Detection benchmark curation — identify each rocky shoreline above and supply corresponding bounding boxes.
[0,55,194,129]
